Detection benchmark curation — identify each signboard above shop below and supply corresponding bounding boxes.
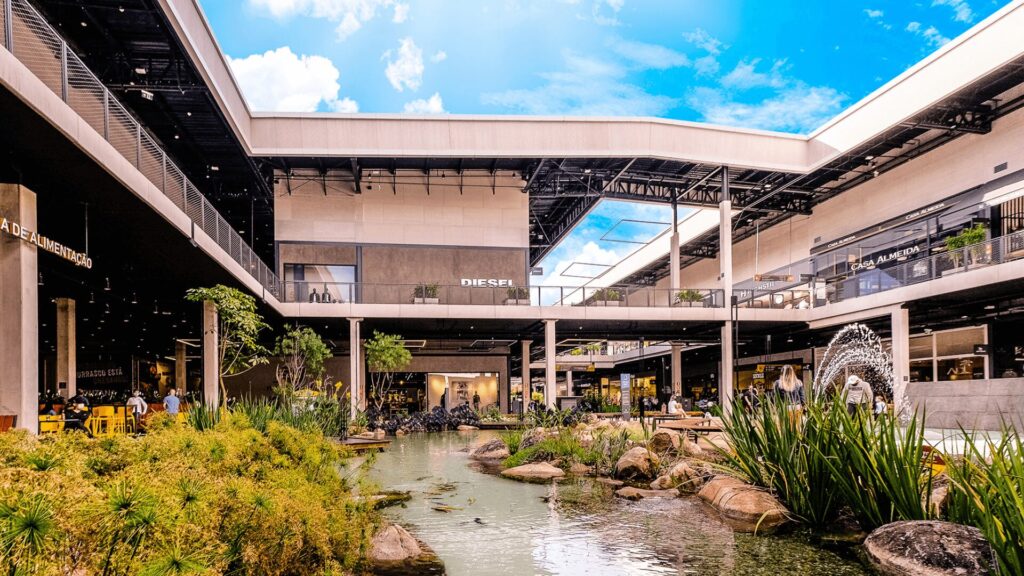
[460,278,515,287]
[0,216,92,268]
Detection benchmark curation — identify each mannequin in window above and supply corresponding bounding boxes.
[321,287,332,303]
[309,288,320,303]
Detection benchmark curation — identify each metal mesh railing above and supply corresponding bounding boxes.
[1,0,280,297]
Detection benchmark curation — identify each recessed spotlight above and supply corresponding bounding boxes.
[174,134,180,140]
[984,304,996,310]
[186,111,192,117]
[80,21,88,27]
[865,155,874,161]
[134,67,147,75]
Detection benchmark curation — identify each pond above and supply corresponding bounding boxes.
[368,431,871,576]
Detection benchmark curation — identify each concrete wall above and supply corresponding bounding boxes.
[908,379,1024,430]
[274,170,528,249]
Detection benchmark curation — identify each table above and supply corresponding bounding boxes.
[658,417,724,441]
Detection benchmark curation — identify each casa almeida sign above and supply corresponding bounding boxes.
[0,216,92,268]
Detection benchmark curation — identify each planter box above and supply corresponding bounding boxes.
[504,298,530,306]
[594,300,620,307]
[412,297,440,304]
[675,301,702,307]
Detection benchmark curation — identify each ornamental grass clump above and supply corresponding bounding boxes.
[945,427,1024,575]
[0,412,377,575]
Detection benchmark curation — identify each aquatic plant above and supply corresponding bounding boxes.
[499,429,526,456]
[502,429,598,470]
[945,426,1024,575]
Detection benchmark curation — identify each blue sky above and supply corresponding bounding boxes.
[201,0,1005,133]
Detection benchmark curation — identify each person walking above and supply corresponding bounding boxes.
[163,388,181,417]
[773,365,805,411]
[872,394,887,418]
[127,390,148,432]
[841,376,873,416]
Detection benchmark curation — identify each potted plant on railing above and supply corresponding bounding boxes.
[504,285,530,306]
[943,223,989,275]
[591,288,622,306]
[412,283,440,304]
[675,288,705,307]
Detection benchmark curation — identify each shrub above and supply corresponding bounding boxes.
[499,429,526,456]
[502,429,597,470]
[946,427,1024,575]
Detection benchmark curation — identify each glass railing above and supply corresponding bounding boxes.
[735,288,814,310]
[827,230,1024,304]
[284,282,725,308]
[1,0,280,297]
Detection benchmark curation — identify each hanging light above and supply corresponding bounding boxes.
[104,277,112,291]
[153,302,159,315]
[104,303,110,315]
[89,291,95,304]
[131,292,138,305]
[38,273,44,286]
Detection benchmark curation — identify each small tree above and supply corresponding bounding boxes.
[185,285,270,404]
[364,330,412,413]
[274,324,333,398]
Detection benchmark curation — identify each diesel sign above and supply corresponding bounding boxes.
[461,278,514,287]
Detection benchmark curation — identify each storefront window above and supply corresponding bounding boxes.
[937,357,985,381]
[285,264,356,302]
[910,360,935,382]
[935,326,984,357]
[906,326,988,382]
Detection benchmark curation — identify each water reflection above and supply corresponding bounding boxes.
[368,431,868,576]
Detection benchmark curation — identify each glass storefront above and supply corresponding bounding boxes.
[908,326,988,382]
[284,263,357,303]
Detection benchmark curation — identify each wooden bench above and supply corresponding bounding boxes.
[658,417,724,441]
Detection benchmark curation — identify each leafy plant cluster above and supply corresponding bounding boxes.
[368,404,480,435]
[0,413,377,575]
[499,427,633,477]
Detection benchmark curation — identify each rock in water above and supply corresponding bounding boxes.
[457,424,479,431]
[614,447,661,480]
[863,520,995,576]
[614,486,679,500]
[501,462,565,482]
[470,438,510,460]
[697,476,789,533]
[368,524,445,575]
[649,429,681,454]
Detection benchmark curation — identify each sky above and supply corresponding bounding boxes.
[200,0,1007,133]
[198,0,1009,285]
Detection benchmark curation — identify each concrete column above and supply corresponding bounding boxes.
[670,196,680,295]
[521,340,530,411]
[544,319,557,409]
[565,370,574,397]
[0,184,39,434]
[719,167,734,415]
[175,340,187,393]
[348,318,362,415]
[671,344,682,397]
[56,298,76,399]
[891,307,910,411]
[201,300,219,406]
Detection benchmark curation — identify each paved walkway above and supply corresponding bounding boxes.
[923,428,1005,456]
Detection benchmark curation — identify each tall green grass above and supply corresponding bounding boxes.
[946,427,1024,575]
[499,429,526,456]
[502,429,599,470]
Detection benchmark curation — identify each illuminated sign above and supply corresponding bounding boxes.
[850,245,921,272]
[460,278,514,287]
[1,216,92,268]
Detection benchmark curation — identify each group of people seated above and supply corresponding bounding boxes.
[39,388,183,436]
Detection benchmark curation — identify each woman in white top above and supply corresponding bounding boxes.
[667,396,681,414]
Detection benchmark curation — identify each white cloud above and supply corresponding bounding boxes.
[403,92,445,113]
[605,0,625,11]
[482,51,677,116]
[683,28,724,55]
[247,0,396,40]
[430,50,447,63]
[688,84,845,133]
[383,37,424,92]
[906,21,951,47]
[864,8,884,18]
[932,0,974,23]
[392,2,409,23]
[693,55,719,77]
[609,38,689,70]
[227,46,358,112]
[720,59,787,90]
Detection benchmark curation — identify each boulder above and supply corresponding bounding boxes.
[368,524,444,574]
[569,462,593,476]
[470,438,510,461]
[697,432,730,453]
[395,429,407,436]
[614,447,661,480]
[864,521,994,576]
[698,476,789,533]
[650,461,704,493]
[456,424,479,431]
[501,462,565,482]
[649,429,681,453]
[614,487,679,500]
[680,439,703,457]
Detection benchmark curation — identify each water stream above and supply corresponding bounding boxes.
[368,431,870,576]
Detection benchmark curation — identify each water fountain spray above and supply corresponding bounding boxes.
[813,323,911,421]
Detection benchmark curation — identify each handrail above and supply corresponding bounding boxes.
[1,0,280,297]
[283,281,725,308]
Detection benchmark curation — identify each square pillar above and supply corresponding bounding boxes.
[202,300,219,406]
[544,319,557,409]
[175,340,187,393]
[891,307,910,410]
[0,183,39,433]
[348,318,362,415]
[56,298,76,399]
[521,339,530,412]
[565,370,574,397]
[719,167,734,414]
[720,322,734,415]
[671,343,682,397]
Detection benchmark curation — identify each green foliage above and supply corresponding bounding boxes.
[478,405,504,422]
[499,429,526,456]
[0,413,376,575]
[185,285,270,404]
[675,289,704,303]
[413,283,439,299]
[506,286,529,299]
[232,396,350,439]
[502,429,598,470]
[822,404,936,530]
[365,331,413,413]
[944,223,988,265]
[946,427,1024,575]
[591,288,621,302]
[274,324,333,393]
[183,404,222,432]
[588,428,632,476]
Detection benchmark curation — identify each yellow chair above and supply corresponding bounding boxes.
[39,415,64,434]
[113,406,131,435]
[90,406,116,436]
